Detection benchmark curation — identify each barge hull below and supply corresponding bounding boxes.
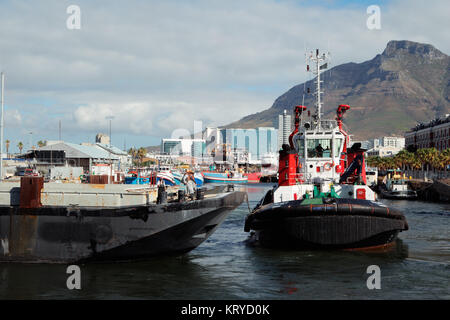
[0,191,245,263]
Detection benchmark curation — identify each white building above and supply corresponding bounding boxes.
[366,146,403,158]
[379,136,405,149]
[363,136,405,158]
[405,114,450,151]
[278,110,291,150]
[161,138,206,157]
[95,133,110,145]
[203,127,222,155]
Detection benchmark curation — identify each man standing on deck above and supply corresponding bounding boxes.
[185,170,197,200]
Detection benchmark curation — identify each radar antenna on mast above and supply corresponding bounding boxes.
[306,49,330,125]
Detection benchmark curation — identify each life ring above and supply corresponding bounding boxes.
[324,162,334,171]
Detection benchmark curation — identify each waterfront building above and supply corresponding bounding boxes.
[220,127,278,161]
[161,139,183,155]
[366,146,403,158]
[355,135,405,158]
[405,114,450,151]
[20,141,122,173]
[191,140,206,157]
[231,148,249,165]
[278,110,291,150]
[161,138,206,157]
[95,143,132,170]
[379,136,405,149]
[203,127,222,154]
[95,133,110,145]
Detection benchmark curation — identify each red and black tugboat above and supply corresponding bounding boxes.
[244,50,408,250]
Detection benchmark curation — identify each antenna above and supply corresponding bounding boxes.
[306,48,330,123]
[0,72,4,180]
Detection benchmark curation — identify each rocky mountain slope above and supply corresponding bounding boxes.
[225,40,450,140]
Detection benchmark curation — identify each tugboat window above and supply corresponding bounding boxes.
[307,139,332,158]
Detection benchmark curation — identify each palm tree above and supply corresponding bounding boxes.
[442,149,450,177]
[37,140,47,148]
[366,156,380,168]
[432,149,449,178]
[137,147,147,167]
[416,148,439,180]
[394,150,413,172]
[17,142,23,154]
[5,140,10,158]
[128,147,138,166]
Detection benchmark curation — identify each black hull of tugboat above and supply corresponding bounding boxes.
[0,191,245,263]
[245,198,408,250]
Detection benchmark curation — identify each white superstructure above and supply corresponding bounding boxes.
[273,49,376,203]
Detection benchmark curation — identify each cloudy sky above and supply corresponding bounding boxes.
[0,0,448,153]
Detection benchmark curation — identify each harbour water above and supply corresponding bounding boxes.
[0,183,448,299]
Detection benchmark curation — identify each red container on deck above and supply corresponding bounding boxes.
[89,175,109,184]
[20,176,44,208]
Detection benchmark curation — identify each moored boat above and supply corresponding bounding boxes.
[124,170,176,186]
[379,173,418,200]
[172,170,204,186]
[0,177,245,263]
[203,171,248,184]
[244,172,262,183]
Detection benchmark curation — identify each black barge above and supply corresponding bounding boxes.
[0,177,245,263]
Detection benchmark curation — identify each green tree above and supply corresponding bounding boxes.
[17,142,23,154]
[37,140,47,148]
[128,147,138,166]
[5,140,10,158]
[417,148,439,175]
[137,147,147,166]
[393,150,414,171]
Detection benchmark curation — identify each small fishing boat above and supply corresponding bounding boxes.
[172,171,204,186]
[244,172,262,183]
[366,167,378,187]
[156,171,176,186]
[124,170,175,186]
[380,173,417,200]
[203,172,248,184]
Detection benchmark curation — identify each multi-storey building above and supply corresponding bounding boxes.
[278,110,291,151]
[221,127,278,161]
[405,114,450,151]
[161,138,206,156]
[365,136,405,158]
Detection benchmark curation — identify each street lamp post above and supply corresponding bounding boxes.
[29,131,33,150]
[105,116,115,184]
[0,72,4,181]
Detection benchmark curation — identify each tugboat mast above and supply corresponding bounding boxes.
[306,49,330,123]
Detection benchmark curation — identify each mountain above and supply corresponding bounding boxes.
[225,40,450,140]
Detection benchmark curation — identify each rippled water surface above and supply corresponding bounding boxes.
[0,184,449,299]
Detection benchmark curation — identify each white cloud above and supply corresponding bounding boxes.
[5,109,22,127]
[0,0,448,147]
